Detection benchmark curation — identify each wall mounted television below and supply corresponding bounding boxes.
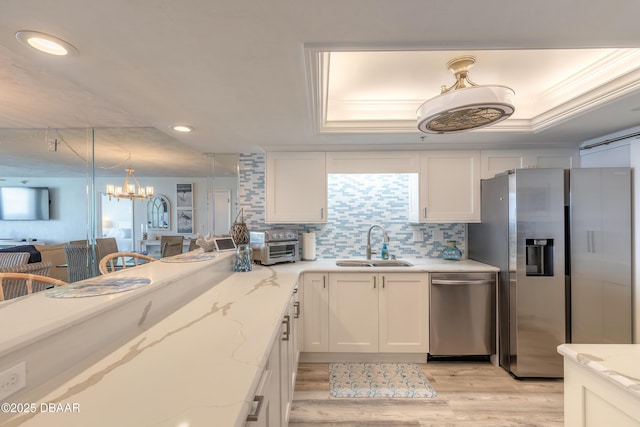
[0,187,50,220]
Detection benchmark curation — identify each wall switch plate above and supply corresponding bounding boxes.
[412,231,423,242]
[0,362,26,401]
[432,230,443,242]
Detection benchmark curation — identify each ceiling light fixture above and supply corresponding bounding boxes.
[171,125,193,133]
[15,31,78,56]
[106,168,154,201]
[417,56,515,134]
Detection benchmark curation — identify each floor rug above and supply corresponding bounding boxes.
[329,362,437,398]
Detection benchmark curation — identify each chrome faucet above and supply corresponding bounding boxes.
[366,224,389,260]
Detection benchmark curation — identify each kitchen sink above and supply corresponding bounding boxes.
[335,259,413,267]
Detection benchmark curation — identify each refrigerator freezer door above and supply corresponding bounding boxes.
[511,168,567,378]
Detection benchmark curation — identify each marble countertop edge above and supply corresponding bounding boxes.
[558,344,640,398]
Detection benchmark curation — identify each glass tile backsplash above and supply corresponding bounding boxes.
[238,153,465,259]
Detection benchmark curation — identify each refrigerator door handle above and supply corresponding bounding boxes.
[431,279,496,285]
[587,230,596,253]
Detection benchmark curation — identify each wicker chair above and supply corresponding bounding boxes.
[0,261,56,300]
[95,238,119,273]
[0,260,52,276]
[160,235,184,258]
[0,272,66,301]
[64,244,95,282]
[99,251,156,274]
[0,252,30,268]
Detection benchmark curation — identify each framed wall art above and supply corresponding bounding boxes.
[176,183,193,208]
[177,208,193,234]
[177,183,194,234]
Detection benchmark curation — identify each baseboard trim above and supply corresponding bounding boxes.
[300,352,428,363]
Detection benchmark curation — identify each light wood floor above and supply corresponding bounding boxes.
[290,361,564,426]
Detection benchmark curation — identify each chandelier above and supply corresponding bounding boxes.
[417,56,515,134]
[106,168,154,201]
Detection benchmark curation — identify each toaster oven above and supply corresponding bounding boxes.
[250,230,299,265]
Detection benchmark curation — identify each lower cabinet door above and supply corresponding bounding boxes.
[329,273,379,352]
[246,339,280,427]
[379,273,429,353]
[302,273,329,352]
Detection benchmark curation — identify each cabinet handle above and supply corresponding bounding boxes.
[373,276,376,289]
[323,275,326,289]
[294,301,300,318]
[246,395,265,422]
[423,207,427,219]
[321,207,324,219]
[382,276,385,289]
[282,315,290,341]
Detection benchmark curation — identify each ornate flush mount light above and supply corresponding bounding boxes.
[417,56,515,134]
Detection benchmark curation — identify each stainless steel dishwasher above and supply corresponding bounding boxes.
[429,272,496,356]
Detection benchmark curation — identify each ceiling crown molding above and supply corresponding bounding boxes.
[305,46,640,137]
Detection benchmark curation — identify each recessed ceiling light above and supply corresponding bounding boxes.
[171,125,193,133]
[15,30,78,56]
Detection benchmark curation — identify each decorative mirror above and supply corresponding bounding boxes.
[147,194,170,230]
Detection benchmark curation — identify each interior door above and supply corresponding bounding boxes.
[213,189,231,236]
[99,194,133,252]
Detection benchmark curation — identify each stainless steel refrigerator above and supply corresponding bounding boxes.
[468,168,632,378]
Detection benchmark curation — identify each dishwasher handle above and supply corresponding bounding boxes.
[431,279,495,286]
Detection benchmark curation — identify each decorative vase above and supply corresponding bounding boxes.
[229,208,250,245]
[234,244,253,272]
[441,240,462,261]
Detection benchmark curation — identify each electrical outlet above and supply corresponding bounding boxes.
[0,362,26,401]
[412,230,423,242]
[432,229,443,242]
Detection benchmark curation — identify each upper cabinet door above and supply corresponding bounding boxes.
[265,152,327,223]
[414,151,481,223]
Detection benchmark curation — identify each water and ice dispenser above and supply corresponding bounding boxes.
[525,239,554,276]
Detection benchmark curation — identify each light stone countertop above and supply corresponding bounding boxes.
[557,344,640,399]
[295,257,499,273]
[2,256,497,426]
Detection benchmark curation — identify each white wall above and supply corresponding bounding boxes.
[0,176,212,246]
[0,177,89,244]
[580,141,631,167]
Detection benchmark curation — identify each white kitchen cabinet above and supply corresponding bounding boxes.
[379,272,429,353]
[409,150,481,223]
[328,273,379,352]
[327,272,429,353]
[279,286,300,425]
[479,149,578,179]
[245,337,280,427]
[562,350,640,427]
[302,273,329,352]
[247,284,300,427]
[265,152,327,223]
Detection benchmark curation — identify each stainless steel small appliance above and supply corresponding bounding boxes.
[250,230,299,265]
